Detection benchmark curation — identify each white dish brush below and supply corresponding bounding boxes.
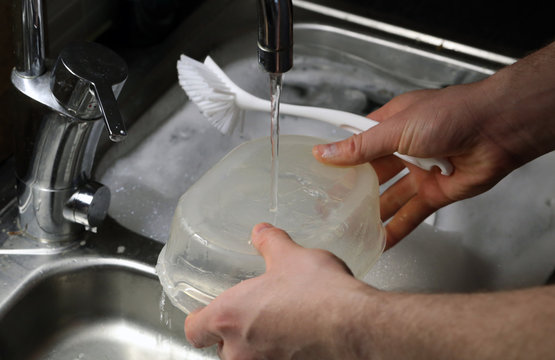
[177,54,453,175]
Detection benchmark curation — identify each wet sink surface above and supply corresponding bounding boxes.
[96,12,503,248]
[99,18,554,293]
[0,261,217,360]
[98,23,495,243]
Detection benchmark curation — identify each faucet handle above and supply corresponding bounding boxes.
[93,82,127,142]
[51,42,128,142]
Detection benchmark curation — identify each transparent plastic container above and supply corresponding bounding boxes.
[157,135,385,314]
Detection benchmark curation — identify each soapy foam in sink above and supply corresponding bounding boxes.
[100,33,555,294]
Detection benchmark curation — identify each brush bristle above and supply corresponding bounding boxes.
[177,55,241,135]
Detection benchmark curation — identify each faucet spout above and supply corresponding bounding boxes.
[256,0,293,74]
[13,0,46,78]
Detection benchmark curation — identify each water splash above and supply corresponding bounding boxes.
[159,290,172,329]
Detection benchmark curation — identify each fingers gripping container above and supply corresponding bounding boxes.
[156,135,386,314]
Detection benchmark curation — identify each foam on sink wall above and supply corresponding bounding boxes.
[366,151,555,292]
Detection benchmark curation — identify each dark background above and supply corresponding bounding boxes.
[311,0,554,58]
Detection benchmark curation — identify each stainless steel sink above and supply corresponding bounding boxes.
[0,212,217,359]
[98,2,555,295]
[96,2,554,294]
[0,264,189,359]
[1,0,553,359]
[97,24,500,243]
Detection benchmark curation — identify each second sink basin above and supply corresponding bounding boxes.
[0,258,217,360]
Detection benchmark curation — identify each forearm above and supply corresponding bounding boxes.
[351,285,555,359]
[476,41,555,166]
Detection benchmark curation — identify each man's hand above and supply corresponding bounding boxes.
[183,224,555,360]
[313,40,555,248]
[313,84,514,248]
[184,223,374,360]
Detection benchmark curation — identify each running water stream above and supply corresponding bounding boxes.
[269,73,283,213]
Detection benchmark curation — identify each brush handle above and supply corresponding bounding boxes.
[236,93,452,175]
[277,103,453,175]
[203,56,452,175]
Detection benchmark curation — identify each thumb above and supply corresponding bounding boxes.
[250,223,302,271]
[312,123,401,166]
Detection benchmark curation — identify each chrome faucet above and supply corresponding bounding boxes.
[11,0,128,243]
[256,0,294,74]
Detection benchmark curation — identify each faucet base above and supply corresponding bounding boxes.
[17,179,84,243]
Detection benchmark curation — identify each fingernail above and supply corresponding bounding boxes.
[314,143,338,159]
[253,222,273,236]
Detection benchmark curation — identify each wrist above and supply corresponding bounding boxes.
[476,43,555,165]
[329,282,392,359]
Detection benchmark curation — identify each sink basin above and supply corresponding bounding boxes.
[98,25,498,243]
[0,214,218,360]
[98,0,554,295]
[0,261,217,359]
